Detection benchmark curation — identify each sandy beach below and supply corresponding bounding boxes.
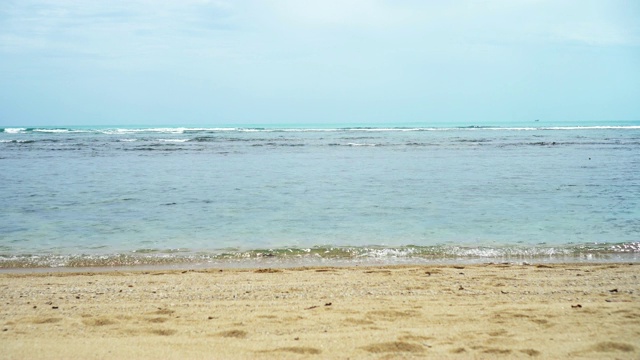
[1,263,639,359]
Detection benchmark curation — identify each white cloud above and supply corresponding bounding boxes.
[261,0,417,29]
[3,0,637,66]
[550,22,635,46]
[0,0,250,75]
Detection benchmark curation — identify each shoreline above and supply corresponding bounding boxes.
[2,262,639,359]
[2,243,639,272]
[2,253,639,274]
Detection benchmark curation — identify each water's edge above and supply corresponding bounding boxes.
[1,257,638,275]
[2,243,638,270]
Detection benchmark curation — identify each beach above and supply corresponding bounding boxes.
[3,0,639,358]
[1,263,639,359]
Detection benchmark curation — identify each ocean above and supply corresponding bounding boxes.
[1,121,639,268]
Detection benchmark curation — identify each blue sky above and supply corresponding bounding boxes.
[1,0,639,126]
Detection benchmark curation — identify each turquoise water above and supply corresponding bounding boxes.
[1,121,639,267]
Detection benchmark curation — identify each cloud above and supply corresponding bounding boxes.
[551,22,636,46]
[260,0,417,29]
[2,0,637,65]
[0,0,238,60]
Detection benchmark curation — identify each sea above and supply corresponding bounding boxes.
[1,120,639,269]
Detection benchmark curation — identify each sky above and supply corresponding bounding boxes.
[0,0,639,126]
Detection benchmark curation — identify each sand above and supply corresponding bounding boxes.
[1,262,639,359]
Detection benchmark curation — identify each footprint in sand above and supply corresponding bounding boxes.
[482,348,512,355]
[82,318,116,326]
[144,317,168,323]
[344,317,374,325]
[366,310,419,321]
[150,308,175,315]
[268,347,322,355]
[361,341,425,353]
[569,341,636,357]
[32,317,62,324]
[590,341,635,353]
[147,329,177,336]
[217,329,247,338]
[398,334,434,342]
[520,349,541,356]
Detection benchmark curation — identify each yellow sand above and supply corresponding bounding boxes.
[1,263,639,359]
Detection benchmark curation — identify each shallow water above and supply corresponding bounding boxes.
[1,122,639,267]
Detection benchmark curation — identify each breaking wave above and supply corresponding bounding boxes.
[2,125,640,135]
[1,242,638,269]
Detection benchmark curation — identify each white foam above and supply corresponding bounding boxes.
[0,139,34,143]
[360,247,421,258]
[196,128,238,132]
[542,126,640,130]
[483,126,640,131]
[347,143,378,147]
[4,125,638,137]
[111,128,186,134]
[101,127,239,135]
[486,127,539,131]
[348,128,433,132]
[158,139,189,143]
[32,129,89,133]
[3,128,26,134]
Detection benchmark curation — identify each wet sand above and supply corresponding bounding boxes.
[1,263,639,359]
